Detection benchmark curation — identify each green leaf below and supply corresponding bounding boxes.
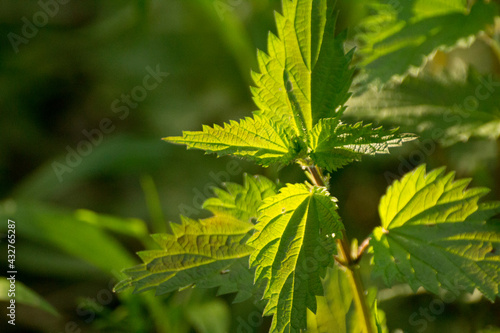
[185,299,230,333]
[165,0,412,171]
[248,183,344,332]
[0,201,137,278]
[115,175,277,303]
[203,174,277,223]
[0,279,60,317]
[307,267,387,333]
[371,164,500,301]
[356,0,498,86]
[164,115,300,167]
[308,117,416,171]
[75,209,149,239]
[251,0,354,134]
[346,69,500,146]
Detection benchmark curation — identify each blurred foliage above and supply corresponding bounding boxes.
[0,0,499,332]
[354,0,498,86]
[0,278,60,317]
[347,69,500,146]
[307,266,387,333]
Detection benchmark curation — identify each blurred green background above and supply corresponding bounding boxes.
[0,0,499,332]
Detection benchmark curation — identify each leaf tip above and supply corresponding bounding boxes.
[162,136,182,144]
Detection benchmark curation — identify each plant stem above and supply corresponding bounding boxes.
[307,166,375,333]
[356,236,372,262]
[337,231,375,333]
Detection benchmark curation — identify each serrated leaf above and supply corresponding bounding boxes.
[115,175,277,303]
[371,164,500,301]
[307,267,387,333]
[251,0,354,135]
[164,115,300,167]
[347,69,500,146]
[165,1,413,172]
[356,0,498,86]
[308,117,416,171]
[203,174,277,223]
[248,183,344,332]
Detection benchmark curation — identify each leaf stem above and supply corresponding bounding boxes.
[356,236,372,262]
[337,231,375,333]
[307,165,375,333]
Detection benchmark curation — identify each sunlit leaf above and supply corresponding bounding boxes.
[308,117,415,171]
[115,175,277,303]
[164,115,301,167]
[371,165,500,300]
[248,183,343,332]
[251,0,354,135]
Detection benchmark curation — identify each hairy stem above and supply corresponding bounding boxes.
[356,236,372,262]
[307,166,375,333]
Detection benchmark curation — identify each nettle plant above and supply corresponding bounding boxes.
[115,1,500,332]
